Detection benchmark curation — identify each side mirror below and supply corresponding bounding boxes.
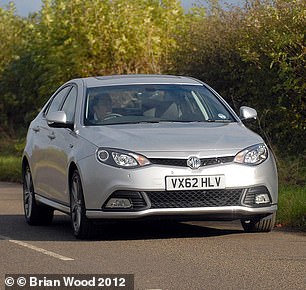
[239,106,257,121]
[47,111,74,130]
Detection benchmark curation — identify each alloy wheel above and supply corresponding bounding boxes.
[71,173,82,233]
[23,166,34,219]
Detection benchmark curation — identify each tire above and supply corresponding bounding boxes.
[23,165,54,225]
[241,212,276,233]
[70,170,95,239]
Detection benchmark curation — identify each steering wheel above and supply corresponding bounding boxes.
[103,113,123,120]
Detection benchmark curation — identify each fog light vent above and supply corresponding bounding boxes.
[102,191,148,211]
[243,186,272,207]
[105,198,132,209]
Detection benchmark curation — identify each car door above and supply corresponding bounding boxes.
[42,85,78,204]
[47,85,79,204]
[33,85,72,201]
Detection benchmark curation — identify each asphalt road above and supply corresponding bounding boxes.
[0,182,305,290]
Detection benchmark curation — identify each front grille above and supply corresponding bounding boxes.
[149,156,234,167]
[103,186,271,212]
[146,189,244,208]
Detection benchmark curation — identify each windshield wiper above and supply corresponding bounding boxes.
[206,119,234,123]
[101,119,234,125]
[158,120,200,123]
[105,120,161,125]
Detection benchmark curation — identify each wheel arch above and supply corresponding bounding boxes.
[21,156,32,188]
[68,161,90,211]
[68,162,79,189]
[21,155,30,175]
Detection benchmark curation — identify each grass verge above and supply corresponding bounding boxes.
[0,156,22,183]
[277,185,306,231]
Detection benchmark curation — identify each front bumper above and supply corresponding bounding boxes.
[79,150,278,221]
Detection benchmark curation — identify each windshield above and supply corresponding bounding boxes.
[84,84,236,125]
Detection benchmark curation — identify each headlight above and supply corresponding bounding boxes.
[234,144,268,165]
[96,148,150,168]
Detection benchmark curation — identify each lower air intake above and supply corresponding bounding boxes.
[146,189,244,208]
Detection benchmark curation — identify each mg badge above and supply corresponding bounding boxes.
[187,156,201,169]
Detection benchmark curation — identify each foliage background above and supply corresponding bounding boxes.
[0,0,305,156]
[0,0,306,158]
[0,0,305,226]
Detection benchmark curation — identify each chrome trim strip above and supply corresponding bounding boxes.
[86,205,277,219]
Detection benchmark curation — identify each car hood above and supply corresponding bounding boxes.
[79,122,263,157]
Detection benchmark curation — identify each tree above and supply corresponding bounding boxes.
[0,4,33,134]
[174,0,306,155]
[0,0,185,134]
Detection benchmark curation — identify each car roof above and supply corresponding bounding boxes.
[81,74,203,87]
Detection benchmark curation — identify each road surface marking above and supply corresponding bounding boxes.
[0,234,74,261]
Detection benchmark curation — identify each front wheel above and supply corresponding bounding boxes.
[241,212,276,233]
[70,170,95,239]
[23,164,54,225]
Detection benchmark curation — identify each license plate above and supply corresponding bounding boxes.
[165,175,225,191]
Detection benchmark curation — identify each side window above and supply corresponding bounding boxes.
[61,86,77,123]
[45,86,71,117]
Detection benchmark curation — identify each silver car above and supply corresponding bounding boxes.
[22,75,278,238]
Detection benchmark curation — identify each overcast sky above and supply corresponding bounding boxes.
[0,0,243,16]
[0,0,42,16]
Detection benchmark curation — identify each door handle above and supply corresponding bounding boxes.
[48,132,56,140]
